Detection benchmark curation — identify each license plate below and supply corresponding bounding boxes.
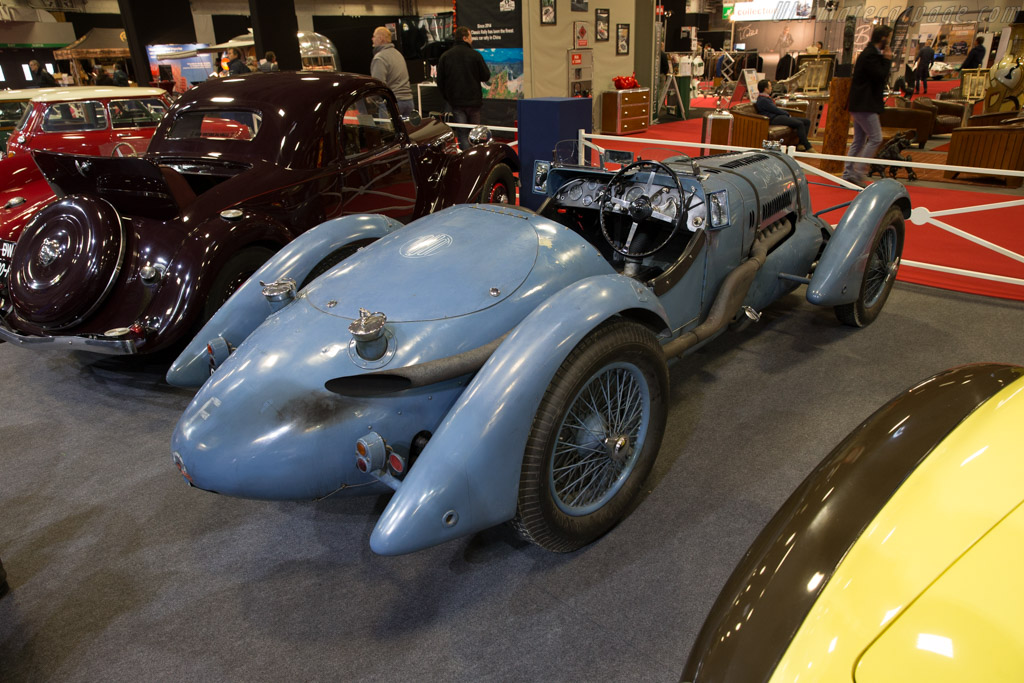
[0,239,15,281]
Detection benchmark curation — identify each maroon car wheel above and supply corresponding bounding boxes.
[9,195,125,330]
[480,164,515,204]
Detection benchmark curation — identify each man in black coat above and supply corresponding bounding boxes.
[436,27,491,150]
[915,40,934,93]
[226,48,250,76]
[28,60,55,87]
[959,37,987,71]
[843,25,892,187]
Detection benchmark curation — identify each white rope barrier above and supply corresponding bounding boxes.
[902,260,1024,287]
[923,199,1024,217]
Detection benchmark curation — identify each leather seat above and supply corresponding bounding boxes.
[729,102,802,148]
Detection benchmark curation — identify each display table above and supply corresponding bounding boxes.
[601,88,650,135]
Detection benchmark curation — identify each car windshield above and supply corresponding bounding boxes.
[14,104,32,131]
[110,98,167,129]
[165,109,262,141]
[40,101,107,132]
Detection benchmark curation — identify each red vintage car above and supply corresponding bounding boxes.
[0,72,518,355]
[6,86,171,158]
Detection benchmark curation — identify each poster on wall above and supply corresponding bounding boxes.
[947,23,975,57]
[457,0,524,99]
[145,44,216,92]
[571,0,589,10]
[541,0,556,25]
[574,21,589,48]
[616,24,630,55]
[595,9,609,41]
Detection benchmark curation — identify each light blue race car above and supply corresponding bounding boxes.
[167,144,909,556]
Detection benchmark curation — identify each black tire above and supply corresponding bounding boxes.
[299,240,373,289]
[512,319,668,552]
[204,246,275,322]
[479,163,515,204]
[834,205,904,327]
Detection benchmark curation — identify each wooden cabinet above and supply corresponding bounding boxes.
[601,88,650,135]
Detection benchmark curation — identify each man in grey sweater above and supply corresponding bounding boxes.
[371,27,415,118]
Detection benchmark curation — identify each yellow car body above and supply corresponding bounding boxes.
[683,364,1024,682]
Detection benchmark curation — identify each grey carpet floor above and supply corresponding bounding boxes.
[1,282,1022,682]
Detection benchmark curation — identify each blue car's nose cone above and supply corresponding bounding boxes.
[170,303,385,500]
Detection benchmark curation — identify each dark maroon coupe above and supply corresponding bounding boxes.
[0,71,519,354]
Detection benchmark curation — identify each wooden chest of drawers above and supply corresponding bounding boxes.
[601,88,650,135]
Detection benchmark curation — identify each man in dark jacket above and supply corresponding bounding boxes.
[226,48,250,76]
[754,79,814,151]
[28,60,55,87]
[436,26,491,150]
[843,25,892,187]
[915,40,934,93]
[959,37,987,71]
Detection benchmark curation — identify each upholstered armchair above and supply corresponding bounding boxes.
[912,97,968,135]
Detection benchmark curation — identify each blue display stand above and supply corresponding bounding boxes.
[516,97,592,210]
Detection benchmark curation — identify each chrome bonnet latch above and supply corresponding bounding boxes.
[261,277,297,312]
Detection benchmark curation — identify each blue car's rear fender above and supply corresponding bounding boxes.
[369,274,670,555]
[166,213,403,387]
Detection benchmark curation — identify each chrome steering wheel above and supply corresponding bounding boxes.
[598,160,685,258]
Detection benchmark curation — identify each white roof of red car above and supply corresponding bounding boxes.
[29,87,168,103]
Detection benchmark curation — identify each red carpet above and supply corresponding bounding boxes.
[600,121,1024,302]
[807,179,1024,301]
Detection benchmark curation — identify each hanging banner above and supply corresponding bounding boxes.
[458,0,522,49]
[890,6,914,71]
[456,1,524,99]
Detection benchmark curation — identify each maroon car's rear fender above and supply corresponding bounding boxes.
[133,213,293,352]
[435,142,519,208]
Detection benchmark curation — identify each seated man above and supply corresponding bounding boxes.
[753,79,814,152]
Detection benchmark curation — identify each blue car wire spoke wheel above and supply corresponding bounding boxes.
[835,205,905,327]
[9,195,125,330]
[513,319,668,552]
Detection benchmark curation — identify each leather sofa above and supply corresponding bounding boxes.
[911,97,968,135]
[879,107,934,148]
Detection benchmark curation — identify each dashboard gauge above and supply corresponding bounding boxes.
[658,197,679,218]
[582,195,593,206]
[624,186,644,202]
[587,180,599,191]
[568,183,584,201]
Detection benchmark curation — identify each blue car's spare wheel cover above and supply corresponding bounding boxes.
[9,194,125,330]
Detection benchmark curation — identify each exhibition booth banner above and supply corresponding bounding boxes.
[146,44,215,92]
[457,0,524,99]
